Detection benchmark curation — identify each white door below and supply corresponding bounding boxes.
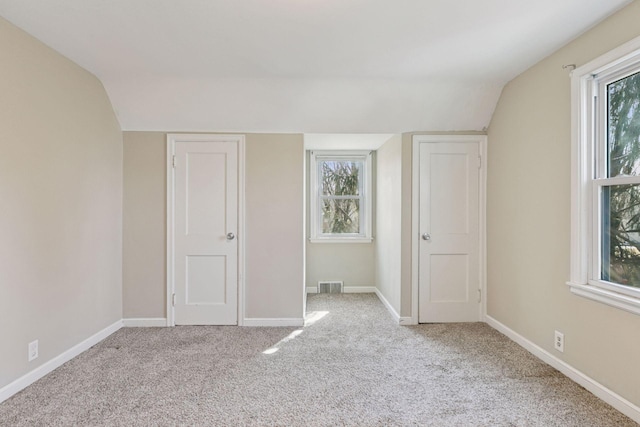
[418,141,480,323]
[169,135,240,325]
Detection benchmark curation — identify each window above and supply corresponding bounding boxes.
[309,151,372,242]
[569,36,640,315]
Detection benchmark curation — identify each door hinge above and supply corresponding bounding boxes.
[477,155,482,169]
[172,155,176,168]
[172,293,176,307]
[477,289,482,303]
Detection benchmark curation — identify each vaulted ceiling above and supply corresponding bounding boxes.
[0,0,632,132]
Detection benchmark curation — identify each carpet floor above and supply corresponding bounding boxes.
[0,293,636,426]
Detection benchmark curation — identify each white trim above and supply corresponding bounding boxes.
[568,283,640,316]
[309,150,373,241]
[486,315,640,424]
[480,137,488,320]
[375,288,413,325]
[411,135,488,324]
[569,67,591,287]
[166,134,246,327]
[344,286,376,293]
[166,138,175,326]
[398,317,413,325]
[411,140,420,325]
[242,318,304,327]
[302,145,308,321]
[122,318,167,327]
[374,288,401,324]
[0,320,122,404]
[305,286,377,293]
[568,34,640,314]
[238,138,246,326]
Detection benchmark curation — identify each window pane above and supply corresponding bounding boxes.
[607,71,640,177]
[601,184,640,288]
[320,161,361,196]
[321,198,360,234]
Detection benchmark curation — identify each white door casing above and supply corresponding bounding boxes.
[413,135,486,323]
[167,134,245,326]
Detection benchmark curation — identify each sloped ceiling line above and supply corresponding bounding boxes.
[0,0,632,132]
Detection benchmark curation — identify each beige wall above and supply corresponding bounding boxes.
[375,135,403,311]
[306,244,375,289]
[487,1,640,407]
[123,132,166,318]
[0,17,123,388]
[245,134,305,319]
[122,132,305,321]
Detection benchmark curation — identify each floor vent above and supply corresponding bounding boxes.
[318,281,343,294]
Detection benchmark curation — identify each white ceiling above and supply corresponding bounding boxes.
[0,0,632,132]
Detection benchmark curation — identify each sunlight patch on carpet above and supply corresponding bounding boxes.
[263,329,304,355]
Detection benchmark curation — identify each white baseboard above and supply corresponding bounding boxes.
[374,288,402,324]
[344,286,376,293]
[0,320,122,404]
[485,315,640,424]
[306,286,377,294]
[398,316,414,325]
[242,318,304,327]
[123,318,167,327]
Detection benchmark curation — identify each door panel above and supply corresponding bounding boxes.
[186,255,227,304]
[430,153,469,234]
[172,138,238,325]
[429,254,469,302]
[419,142,480,323]
[185,152,227,237]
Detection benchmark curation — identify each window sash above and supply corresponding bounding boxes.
[569,35,640,315]
[589,64,640,296]
[591,178,640,299]
[596,67,640,179]
[317,159,363,197]
[310,151,372,242]
[318,196,364,237]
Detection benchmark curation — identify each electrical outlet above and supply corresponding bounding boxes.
[28,340,38,361]
[554,330,564,353]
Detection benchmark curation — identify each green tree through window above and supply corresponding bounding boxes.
[603,71,640,288]
[320,160,362,234]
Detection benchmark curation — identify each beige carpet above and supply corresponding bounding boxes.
[0,293,636,426]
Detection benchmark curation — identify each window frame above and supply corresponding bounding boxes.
[569,35,640,315]
[309,150,373,243]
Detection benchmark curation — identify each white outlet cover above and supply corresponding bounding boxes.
[28,340,38,361]
[554,331,564,353]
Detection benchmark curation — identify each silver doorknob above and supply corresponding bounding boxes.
[422,233,431,241]
[226,232,235,241]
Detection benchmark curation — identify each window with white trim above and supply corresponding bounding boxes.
[570,36,640,315]
[309,151,372,243]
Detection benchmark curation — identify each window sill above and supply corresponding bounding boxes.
[309,237,373,244]
[567,281,640,316]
